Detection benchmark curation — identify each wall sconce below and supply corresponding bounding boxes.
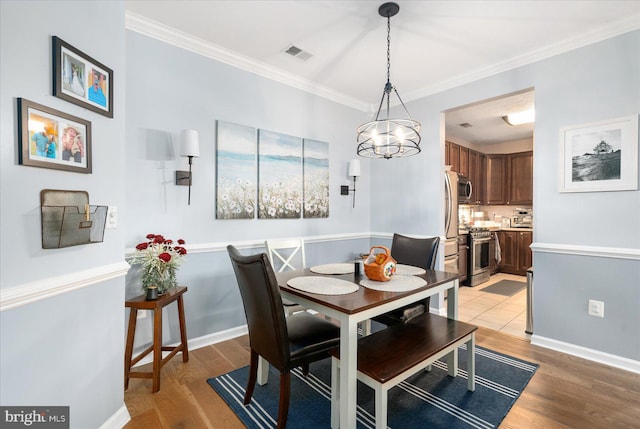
[175,129,200,205]
[340,159,361,208]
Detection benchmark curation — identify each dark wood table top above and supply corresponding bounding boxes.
[276,269,459,316]
[125,286,187,309]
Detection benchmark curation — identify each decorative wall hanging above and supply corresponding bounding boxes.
[40,189,107,249]
[18,98,92,173]
[215,121,257,219]
[52,36,113,118]
[258,130,302,219]
[559,115,638,192]
[303,139,329,218]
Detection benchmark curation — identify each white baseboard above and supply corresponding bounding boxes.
[531,334,640,374]
[99,405,130,429]
[132,325,248,368]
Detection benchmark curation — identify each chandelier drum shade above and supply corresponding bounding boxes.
[357,2,421,160]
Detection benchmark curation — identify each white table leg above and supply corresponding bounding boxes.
[339,318,358,429]
[467,333,476,391]
[445,279,459,376]
[331,357,340,429]
[257,355,269,386]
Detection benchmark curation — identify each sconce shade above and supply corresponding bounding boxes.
[348,159,361,177]
[180,129,200,157]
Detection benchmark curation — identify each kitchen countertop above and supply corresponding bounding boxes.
[459,227,533,234]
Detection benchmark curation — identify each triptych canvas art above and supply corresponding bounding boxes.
[215,121,329,220]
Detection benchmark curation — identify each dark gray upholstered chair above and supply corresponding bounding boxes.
[371,234,440,326]
[227,245,340,429]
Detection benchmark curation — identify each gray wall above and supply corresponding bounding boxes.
[372,31,640,362]
[123,31,373,350]
[0,1,128,428]
[1,3,638,428]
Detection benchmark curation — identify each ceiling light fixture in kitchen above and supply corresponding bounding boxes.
[356,2,421,159]
[502,109,535,126]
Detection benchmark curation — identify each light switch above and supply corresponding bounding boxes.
[106,206,118,229]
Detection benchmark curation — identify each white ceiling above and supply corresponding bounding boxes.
[125,0,640,144]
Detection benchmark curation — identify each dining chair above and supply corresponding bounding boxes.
[372,233,440,327]
[226,245,340,429]
[265,238,307,316]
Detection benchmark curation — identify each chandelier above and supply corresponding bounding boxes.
[356,2,421,159]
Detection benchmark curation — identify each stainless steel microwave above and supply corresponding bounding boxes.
[458,175,473,204]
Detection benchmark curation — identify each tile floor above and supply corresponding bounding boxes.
[455,272,531,340]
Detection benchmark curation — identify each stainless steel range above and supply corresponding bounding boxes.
[467,227,491,286]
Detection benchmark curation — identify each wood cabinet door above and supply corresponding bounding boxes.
[459,146,469,178]
[508,151,533,205]
[445,141,450,166]
[486,154,507,204]
[500,231,519,273]
[448,141,460,173]
[518,231,533,273]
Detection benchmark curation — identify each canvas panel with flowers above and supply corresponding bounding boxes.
[216,121,257,219]
[127,234,187,294]
[258,130,302,219]
[303,139,329,218]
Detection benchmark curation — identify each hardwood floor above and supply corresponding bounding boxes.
[124,328,640,429]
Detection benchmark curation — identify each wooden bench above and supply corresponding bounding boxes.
[330,313,477,429]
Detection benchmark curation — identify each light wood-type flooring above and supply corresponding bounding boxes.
[124,325,640,428]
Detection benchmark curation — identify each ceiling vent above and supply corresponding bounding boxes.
[459,123,473,128]
[284,44,313,61]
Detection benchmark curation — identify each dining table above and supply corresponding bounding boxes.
[258,265,461,429]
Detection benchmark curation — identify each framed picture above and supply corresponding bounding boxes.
[303,139,329,218]
[215,121,257,219]
[559,115,638,192]
[258,130,303,219]
[52,36,113,118]
[18,98,92,173]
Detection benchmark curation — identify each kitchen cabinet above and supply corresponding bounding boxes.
[507,151,533,205]
[486,152,533,205]
[518,231,533,273]
[486,154,507,204]
[459,146,469,178]
[468,150,485,204]
[445,141,460,172]
[458,234,468,282]
[496,230,532,275]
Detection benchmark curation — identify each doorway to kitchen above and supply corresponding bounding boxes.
[444,88,535,339]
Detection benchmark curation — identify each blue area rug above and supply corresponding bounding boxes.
[207,345,538,429]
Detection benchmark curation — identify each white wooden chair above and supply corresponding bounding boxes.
[265,238,307,316]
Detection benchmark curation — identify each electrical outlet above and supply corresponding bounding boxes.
[137,310,147,320]
[588,299,604,318]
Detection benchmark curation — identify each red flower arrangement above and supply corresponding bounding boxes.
[127,234,187,293]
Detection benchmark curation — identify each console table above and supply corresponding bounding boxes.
[124,286,189,393]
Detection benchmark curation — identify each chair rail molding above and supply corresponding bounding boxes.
[0,261,130,312]
[530,242,640,260]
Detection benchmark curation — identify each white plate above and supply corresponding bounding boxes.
[287,276,359,295]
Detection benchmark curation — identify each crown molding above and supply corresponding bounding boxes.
[125,11,369,112]
[403,14,640,103]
